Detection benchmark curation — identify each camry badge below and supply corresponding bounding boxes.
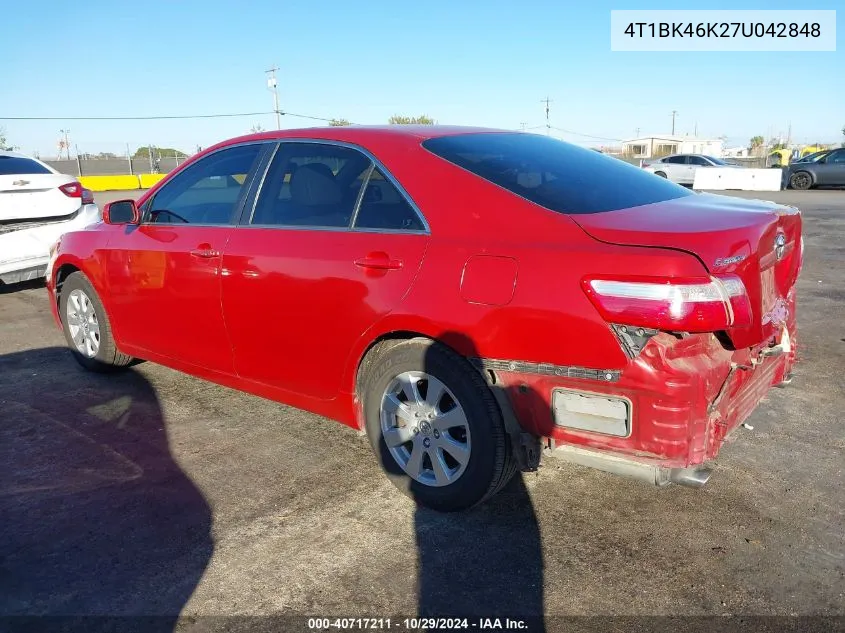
[775,234,786,261]
[714,254,745,267]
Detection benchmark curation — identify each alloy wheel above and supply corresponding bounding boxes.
[66,288,101,358]
[380,371,472,487]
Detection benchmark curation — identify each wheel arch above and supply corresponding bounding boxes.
[790,169,816,188]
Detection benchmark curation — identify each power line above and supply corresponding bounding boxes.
[549,126,624,142]
[0,111,343,123]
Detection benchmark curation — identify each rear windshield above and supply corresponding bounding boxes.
[423,133,693,214]
[0,155,52,175]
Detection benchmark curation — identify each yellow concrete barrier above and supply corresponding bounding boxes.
[78,175,140,191]
[139,173,168,188]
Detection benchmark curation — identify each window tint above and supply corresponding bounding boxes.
[663,155,687,164]
[147,144,261,224]
[251,143,371,227]
[828,150,845,164]
[423,134,693,215]
[0,155,52,175]
[688,156,711,166]
[353,167,424,231]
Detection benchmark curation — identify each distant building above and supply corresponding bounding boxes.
[621,135,724,159]
[723,146,751,158]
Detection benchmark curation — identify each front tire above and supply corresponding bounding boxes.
[59,271,132,372]
[361,338,516,512]
[789,171,813,190]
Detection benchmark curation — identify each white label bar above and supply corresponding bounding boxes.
[611,10,836,51]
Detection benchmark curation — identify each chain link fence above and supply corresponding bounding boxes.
[43,157,185,177]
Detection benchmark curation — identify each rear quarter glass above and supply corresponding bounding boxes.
[422,133,693,214]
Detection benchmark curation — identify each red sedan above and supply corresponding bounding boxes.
[46,126,802,511]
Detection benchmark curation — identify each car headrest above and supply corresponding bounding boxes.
[290,163,341,206]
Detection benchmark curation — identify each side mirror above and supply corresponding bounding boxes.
[103,199,140,225]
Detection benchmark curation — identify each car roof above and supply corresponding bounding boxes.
[205,125,510,154]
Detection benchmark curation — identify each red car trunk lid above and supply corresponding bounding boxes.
[572,193,803,349]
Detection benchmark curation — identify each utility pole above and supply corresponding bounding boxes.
[635,127,641,137]
[541,97,553,135]
[60,129,70,160]
[670,110,678,136]
[266,66,281,130]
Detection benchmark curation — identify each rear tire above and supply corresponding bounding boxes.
[789,171,813,190]
[59,271,132,372]
[654,171,667,178]
[361,338,516,512]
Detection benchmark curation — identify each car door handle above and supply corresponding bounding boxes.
[354,254,403,271]
[190,247,221,258]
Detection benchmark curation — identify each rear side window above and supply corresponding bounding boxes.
[0,156,52,175]
[353,167,425,231]
[423,134,692,214]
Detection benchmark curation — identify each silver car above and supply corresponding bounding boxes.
[642,154,736,185]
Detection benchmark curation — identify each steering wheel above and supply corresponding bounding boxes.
[150,209,190,224]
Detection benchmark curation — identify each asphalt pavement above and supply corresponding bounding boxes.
[0,189,843,631]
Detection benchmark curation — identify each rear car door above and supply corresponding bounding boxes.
[221,140,429,400]
[104,143,265,373]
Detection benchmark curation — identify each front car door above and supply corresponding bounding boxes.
[221,140,429,400]
[814,149,845,185]
[104,142,266,373]
[687,155,712,184]
[660,155,688,183]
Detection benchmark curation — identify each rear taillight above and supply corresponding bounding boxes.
[58,182,82,198]
[582,274,752,332]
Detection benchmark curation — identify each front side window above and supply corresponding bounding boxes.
[423,133,692,215]
[147,144,262,225]
[689,156,711,166]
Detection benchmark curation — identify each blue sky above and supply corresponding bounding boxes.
[0,0,841,156]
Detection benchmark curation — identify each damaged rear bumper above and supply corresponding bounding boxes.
[483,323,798,487]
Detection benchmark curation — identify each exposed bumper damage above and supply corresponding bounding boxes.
[482,293,798,487]
[0,205,100,285]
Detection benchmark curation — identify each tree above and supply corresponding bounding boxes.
[749,135,764,149]
[133,146,188,159]
[329,118,351,127]
[250,123,265,133]
[388,115,435,125]
[0,127,18,151]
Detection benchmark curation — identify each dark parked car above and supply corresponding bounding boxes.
[786,148,845,189]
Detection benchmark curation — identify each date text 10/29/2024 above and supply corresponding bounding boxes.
[308,618,529,630]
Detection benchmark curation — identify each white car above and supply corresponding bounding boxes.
[0,151,100,285]
[642,154,738,185]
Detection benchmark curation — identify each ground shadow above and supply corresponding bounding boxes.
[415,333,545,631]
[0,346,212,632]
